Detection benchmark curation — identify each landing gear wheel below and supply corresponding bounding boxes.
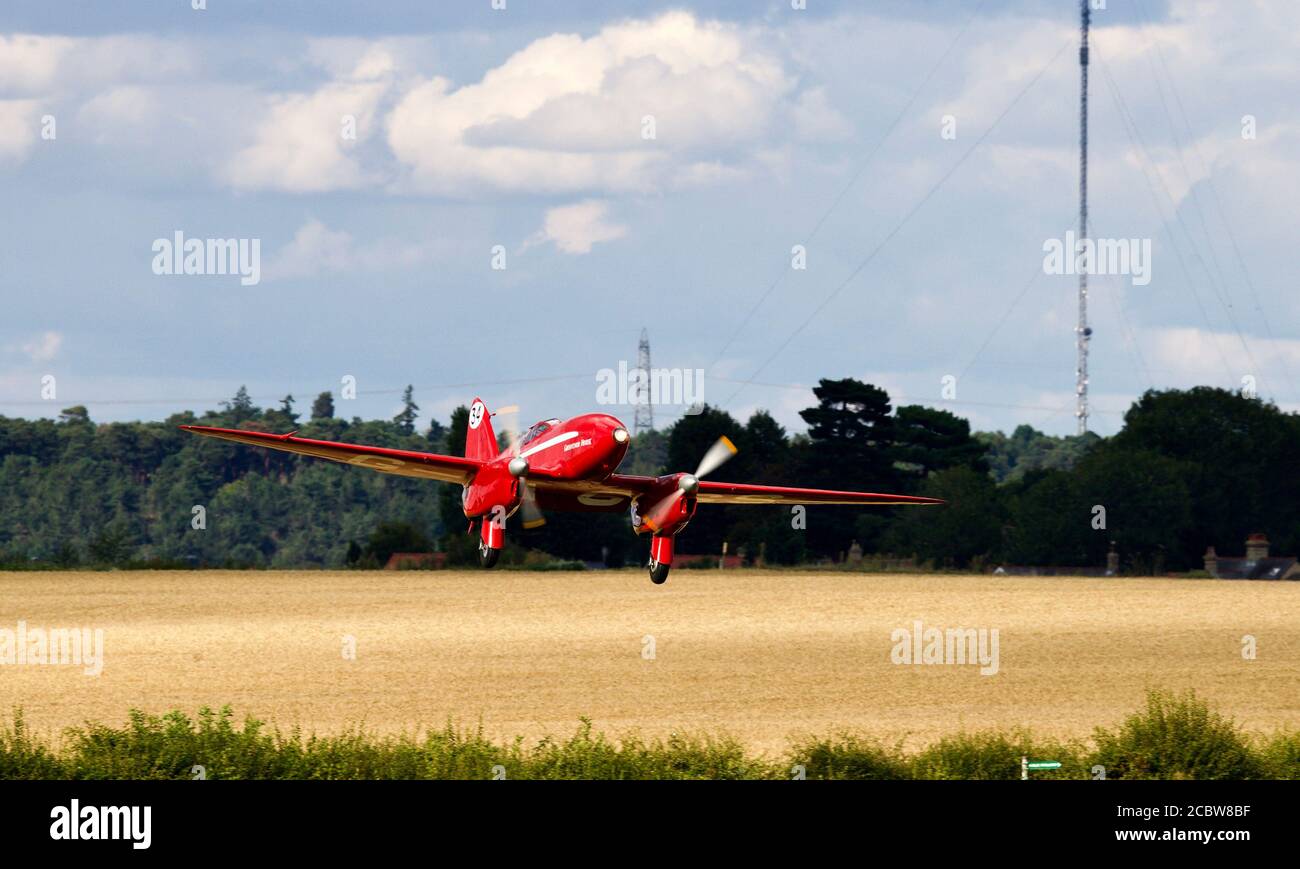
[479,541,500,569]
[648,560,670,584]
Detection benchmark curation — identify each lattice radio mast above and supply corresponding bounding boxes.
[1075,0,1092,435]
[633,327,655,434]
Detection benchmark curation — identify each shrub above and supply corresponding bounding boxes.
[0,710,67,779]
[912,730,1085,780]
[518,720,771,780]
[1256,731,1300,780]
[1090,690,1263,780]
[788,734,910,780]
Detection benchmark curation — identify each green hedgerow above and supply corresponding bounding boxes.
[1256,731,1300,780]
[787,734,911,780]
[911,730,1087,781]
[1090,690,1264,780]
[1,691,1294,780]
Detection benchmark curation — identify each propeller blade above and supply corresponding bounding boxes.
[520,482,546,529]
[639,434,739,532]
[501,410,545,529]
[639,489,682,533]
[493,405,525,453]
[695,435,738,479]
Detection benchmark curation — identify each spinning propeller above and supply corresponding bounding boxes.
[639,435,737,532]
[493,405,546,529]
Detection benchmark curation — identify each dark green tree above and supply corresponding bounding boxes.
[799,378,895,484]
[1111,387,1300,566]
[364,520,432,567]
[425,418,447,450]
[437,405,472,559]
[1001,469,1091,566]
[665,405,744,480]
[976,424,1097,483]
[893,405,988,485]
[222,386,257,425]
[738,410,791,481]
[722,410,800,563]
[87,522,134,566]
[798,378,897,557]
[885,466,1002,568]
[394,385,419,435]
[1074,443,1195,572]
[621,429,667,476]
[311,391,335,420]
[59,406,91,426]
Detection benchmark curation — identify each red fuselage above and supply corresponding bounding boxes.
[462,412,633,518]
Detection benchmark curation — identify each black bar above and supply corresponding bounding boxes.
[4,780,1287,855]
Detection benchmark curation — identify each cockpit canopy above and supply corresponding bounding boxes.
[519,419,562,448]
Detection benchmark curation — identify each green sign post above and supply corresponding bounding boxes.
[1021,757,1062,779]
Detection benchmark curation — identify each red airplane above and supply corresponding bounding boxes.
[181,397,941,583]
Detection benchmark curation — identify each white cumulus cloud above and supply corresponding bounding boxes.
[223,51,395,193]
[525,200,628,255]
[0,99,40,163]
[386,11,792,196]
[19,331,63,363]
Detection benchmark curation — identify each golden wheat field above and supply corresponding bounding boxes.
[1,570,1297,753]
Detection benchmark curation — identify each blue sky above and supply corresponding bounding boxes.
[3,0,1297,437]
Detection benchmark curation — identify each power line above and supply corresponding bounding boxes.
[955,211,1077,387]
[0,373,596,408]
[1093,45,1260,388]
[719,36,1075,410]
[1129,0,1298,405]
[1103,30,1263,395]
[708,0,987,369]
[1088,205,1155,393]
[666,374,1128,420]
[1095,53,1239,387]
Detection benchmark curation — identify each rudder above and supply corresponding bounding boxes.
[465,397,500,461]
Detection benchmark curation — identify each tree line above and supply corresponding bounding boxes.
[0,381,1295,573]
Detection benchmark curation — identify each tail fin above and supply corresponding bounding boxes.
[465,397,500,461]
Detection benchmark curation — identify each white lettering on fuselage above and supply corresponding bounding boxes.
[519,430,580,460]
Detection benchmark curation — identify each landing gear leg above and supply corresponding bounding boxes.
[478,514,503,569]
[647,535,674,585]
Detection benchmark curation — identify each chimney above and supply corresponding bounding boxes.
[1203,546,1218,577]
[1246,533,1269,562]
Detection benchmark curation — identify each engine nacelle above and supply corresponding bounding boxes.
[462,461,520,519]
[630,474,698,536]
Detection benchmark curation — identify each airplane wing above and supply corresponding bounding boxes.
[178,426,941,507]
[576,473,942,506]
[693,481,942,506]
[179,425,481,484]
